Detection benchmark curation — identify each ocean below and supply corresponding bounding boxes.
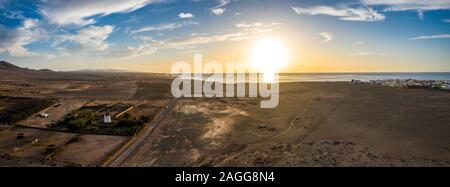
[177,73,450,83]
[278,73,450,82]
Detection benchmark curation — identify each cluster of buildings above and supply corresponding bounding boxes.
[351,79,450,91]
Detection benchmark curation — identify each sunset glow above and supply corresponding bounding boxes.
[249,38,288,82]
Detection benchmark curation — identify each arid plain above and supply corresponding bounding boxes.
[1,61,449,166]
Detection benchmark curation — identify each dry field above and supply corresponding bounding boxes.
[123,82,450,167]
[0,70,173,166]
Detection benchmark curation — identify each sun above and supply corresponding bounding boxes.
[249,38,289,82]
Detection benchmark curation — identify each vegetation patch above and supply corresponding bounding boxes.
[0,97,56,124]
[58,104,154,136]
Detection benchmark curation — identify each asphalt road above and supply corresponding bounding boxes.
[103,98,179,167]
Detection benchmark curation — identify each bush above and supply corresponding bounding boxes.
[116,117,146,135]
[123,113,131,119]
[117,118,144,127]
[65,110,96,130]
[139,115,152,123]
[67,118,88,130]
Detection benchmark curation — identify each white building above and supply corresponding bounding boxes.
[103,113,112,124]
[39,113,49,118]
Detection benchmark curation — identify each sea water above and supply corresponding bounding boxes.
[177,73,450,83]
[278,73,450,82]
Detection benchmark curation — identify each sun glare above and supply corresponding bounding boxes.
[249,38,289,82]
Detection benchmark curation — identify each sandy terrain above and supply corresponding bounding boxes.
[0,127,54,156]
[1,63,449,167]
[127,99,170,117]
[0,65,174,166]
[0,127,128,166]
[51,135,127,166]
[123,82,450,167]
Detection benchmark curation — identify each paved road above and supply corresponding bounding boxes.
[103,98,179,167]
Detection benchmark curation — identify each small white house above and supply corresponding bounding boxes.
[39,113,49,118]
[103,113,112,124]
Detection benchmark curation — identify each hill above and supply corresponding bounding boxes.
[0,61,56,79]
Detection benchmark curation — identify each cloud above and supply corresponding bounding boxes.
[151,23,279,50]
[211,0,230,15]
[0,19,48,57]
[132,21,197,34]
[126,32,250,58]
[211,8,225,15]
[234,22,282,34]
[360,0,450,18]
[357,52,374,55]
[354,41,364,45]
[409,34,450,40]
[346,51,376,56]
[235,22,282,28]
[442,19,450,23]
[292,6,385,22]
[39,0,158,26]
[158,32,251,48]
[121,45,158,60]
[318,32,333,42]
[55,25,114,52]
[124,25,275,59]
[1,10,26,20]
[178,12,194,19]
[361,0,450,12]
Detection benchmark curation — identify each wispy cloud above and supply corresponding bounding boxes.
[211,0,231,15]
[443,19,450,23]
[292,6,385,22]
[39,0,157,26]
[360,0,450,18]
[124,25,276,59]
[357,52,374,55]
[1,10,26,20]
[354,41,364,45]
[132,21,198,34]
[235,22,282,28]
[54,25,115,52]
[346,51,375,57]
[409,34,450,40]
[178,12,194,19]
[318,32,333,42]
[361,0,450,12]
[120,45,158,60]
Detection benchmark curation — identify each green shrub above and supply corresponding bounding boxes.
[65,110,96,130]
[67,118,87,130]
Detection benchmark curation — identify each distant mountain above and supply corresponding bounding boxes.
[72,68,129,73]
[0,61,55,73]
[37,69,54,73]
[0,61,58,80]
[0,61,25,71]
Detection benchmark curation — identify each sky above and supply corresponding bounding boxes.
[0,0,449,73]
